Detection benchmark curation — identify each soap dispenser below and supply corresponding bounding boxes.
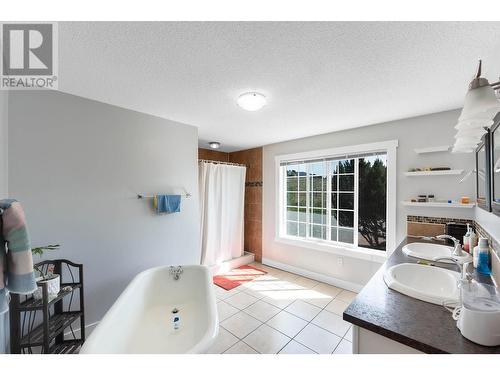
[475,238,491,275]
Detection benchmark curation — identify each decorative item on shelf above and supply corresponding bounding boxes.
[31,244,61,300]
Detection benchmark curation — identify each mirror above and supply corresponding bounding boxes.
[492,116,500,216]
[476,129,491,212]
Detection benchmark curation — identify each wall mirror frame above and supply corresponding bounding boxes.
[476,128,492,212]
[490,113,500,216]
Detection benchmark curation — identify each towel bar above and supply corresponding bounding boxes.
[137,193,191,199]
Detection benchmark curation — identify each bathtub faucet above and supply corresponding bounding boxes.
[169,266,183,280]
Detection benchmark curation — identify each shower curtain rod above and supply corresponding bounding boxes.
[198,159,246,167]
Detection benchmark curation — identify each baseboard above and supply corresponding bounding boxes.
[262,257,364,293]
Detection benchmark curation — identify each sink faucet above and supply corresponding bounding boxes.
[433,257,473,283]
[169,266,183,280]
[435,235,465,257]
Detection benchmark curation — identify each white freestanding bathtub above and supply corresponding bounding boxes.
[80,265,218,354]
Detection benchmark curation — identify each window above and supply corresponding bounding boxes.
[279,145,392,253]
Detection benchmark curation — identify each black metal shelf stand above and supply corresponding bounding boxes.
[9,259,85,354]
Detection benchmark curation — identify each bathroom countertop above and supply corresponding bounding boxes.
[343,237,500,354]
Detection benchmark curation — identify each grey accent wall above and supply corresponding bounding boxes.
[263,109,476,288]
[8,90,200,325]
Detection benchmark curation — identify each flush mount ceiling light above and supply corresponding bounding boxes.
[208,142,221,149]
[237,92,267,111]
[452,60,500,153]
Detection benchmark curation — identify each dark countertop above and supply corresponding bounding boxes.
[343,237,500,354]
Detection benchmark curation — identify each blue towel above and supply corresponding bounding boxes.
[156,195,181,214]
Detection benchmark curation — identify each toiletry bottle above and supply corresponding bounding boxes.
[476,238,491,275]
[468,227,477,253]
[463,225,471,252]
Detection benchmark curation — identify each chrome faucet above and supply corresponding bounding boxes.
[435,235,465,257]
[433,257,473,283]
[169,266,183,280]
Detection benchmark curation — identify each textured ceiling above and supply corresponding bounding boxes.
[58,22,500,151]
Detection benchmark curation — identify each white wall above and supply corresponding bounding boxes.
[8,90,200,325]
[263,109,475,289]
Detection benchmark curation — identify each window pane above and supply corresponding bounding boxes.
[339,175,354,191]
[287,177,298,191]
[331,193,337,209]
[286,165,299,177]
[287,221,298,236]
[287,207,298,221]
[311,208,326,224]
[298,192,306,207]
[331,175,337,191]
[331,210,338,226]
[311,192,326,208]
[298,208,306,222]
[339,210,354,228]
[310,224,326,239]
[298,223,306,237]
[287,193,298,206]
[330,227,338,241]
[299,177,307,191]
[338,159,354,173]
[339,193,354,209]
[310,162,325,177]
[311,176,325,191]
[339,228,354,244]
[298,163,307,176]
[358,155,387,251]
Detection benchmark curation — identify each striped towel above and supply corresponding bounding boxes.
[0,199,36,314]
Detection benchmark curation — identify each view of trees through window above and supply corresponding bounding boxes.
[283,153,386,251]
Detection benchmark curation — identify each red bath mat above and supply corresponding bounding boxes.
[213,265,267,291]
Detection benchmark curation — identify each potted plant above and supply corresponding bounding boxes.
[32,244,61,300]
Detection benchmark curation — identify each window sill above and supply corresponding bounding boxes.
[274,236,387,264]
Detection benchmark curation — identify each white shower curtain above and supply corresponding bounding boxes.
[199,162,246,266]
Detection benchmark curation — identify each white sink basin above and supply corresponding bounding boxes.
[402,242,472,264]
[383,263,460,306]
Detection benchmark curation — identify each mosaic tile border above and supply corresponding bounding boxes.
[245,181,263,187]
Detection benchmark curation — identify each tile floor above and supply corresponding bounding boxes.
[206,262,357,354]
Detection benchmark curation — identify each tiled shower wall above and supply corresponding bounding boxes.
[198,147,263,262]
[407,215,500,285]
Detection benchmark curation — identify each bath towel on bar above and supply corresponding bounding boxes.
[154,195,181,214]
[0,199,37,314]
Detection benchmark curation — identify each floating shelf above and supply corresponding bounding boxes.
[414,145,450,154]
[402,201,475,208]
[404,169,463,177]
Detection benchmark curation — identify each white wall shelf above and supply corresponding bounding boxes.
[404,169,463,177]
[402,201,475,209]
[413,145,450,154]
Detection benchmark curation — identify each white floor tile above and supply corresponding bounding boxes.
[324,298,350,316]
[293,276,319,288]
[299,289,333,309]
[279,340,316,354]
[244,300,281,322]
[224,340,258,354]
[205,327,239,354]
[333,339,353,354]
[295,324,342,354]
[243,324,291,354]
[336,290,357,303]
[262,294,295,309]
[220,311,262,339]
[214,286,240,300]
[285,300,322,321]
[313,282,342,298]
[224,291,259,310]
[266,310,308,338]
[217,300,239,322]
[311,310,351,337]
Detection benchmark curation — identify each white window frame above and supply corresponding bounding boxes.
[275,140,398,263]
